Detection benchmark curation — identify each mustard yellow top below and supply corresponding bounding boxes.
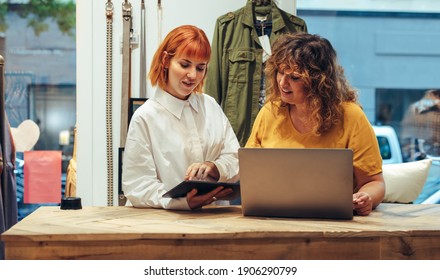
[246,102,383,191]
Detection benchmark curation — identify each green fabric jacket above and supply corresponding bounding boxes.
[205,0,307,146]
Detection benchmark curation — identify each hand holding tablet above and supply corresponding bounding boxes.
[163,180,240,201]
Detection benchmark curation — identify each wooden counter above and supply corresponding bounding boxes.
[2,203,440,260]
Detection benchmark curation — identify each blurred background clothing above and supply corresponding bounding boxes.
[401,89,440,157]
[0,117,18,260]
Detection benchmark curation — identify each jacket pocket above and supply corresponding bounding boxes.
[228,49,255,83]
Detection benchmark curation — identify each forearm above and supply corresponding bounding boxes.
[123,177,189,210]
[123,136,190,210]
[211,153,239,182]
[211,121,240,181]
[203,161,220,181]
[357,174,386,209]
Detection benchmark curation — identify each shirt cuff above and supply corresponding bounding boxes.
[166,197,191,210]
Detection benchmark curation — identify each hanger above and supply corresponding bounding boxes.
[252,0,271,6]
[253,0,273,37]
[252,0,272,26]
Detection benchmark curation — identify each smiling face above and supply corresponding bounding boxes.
[163,53,207,100]
[148,25,211,94]
[276,68,307,106]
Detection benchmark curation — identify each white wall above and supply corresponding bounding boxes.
[77,0,296,206]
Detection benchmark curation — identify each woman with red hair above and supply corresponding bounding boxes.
[122,25,239,210]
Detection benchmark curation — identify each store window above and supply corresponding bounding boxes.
[297,0,440,203]
[375,88,428,161]
[1,1,76,219]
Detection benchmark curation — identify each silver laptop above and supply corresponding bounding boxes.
[238,148,354,220]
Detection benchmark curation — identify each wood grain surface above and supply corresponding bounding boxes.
[2,203,440,259]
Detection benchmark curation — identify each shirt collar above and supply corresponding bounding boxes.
[154,87,200,119]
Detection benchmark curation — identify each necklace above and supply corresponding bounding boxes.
[288,104,312,134]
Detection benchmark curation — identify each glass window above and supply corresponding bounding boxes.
[377,136,392,160]
[297,0,440,203]
[2,1,76,220]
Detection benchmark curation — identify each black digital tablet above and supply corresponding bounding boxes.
[162,180,240,201]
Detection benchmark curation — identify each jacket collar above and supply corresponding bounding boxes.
[242,0,288,34]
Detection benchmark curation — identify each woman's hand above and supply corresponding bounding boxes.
[353,192,373,216]
[186,186,233,210]
[185,161,220,181]
[353,172,385,216]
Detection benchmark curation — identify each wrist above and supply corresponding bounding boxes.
[205,161,220,180]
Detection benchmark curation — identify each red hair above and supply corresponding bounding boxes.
[148,25,211,93]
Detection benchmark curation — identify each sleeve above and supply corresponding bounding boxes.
[122,111,190,210]
[212,110,240,182]
[350,108,383,178]
[205,17,224,105]
[245,105,265,148]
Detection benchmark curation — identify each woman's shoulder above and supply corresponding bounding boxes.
[262,101,286,116]
[130,98,158,120]
[134,98,153,111]
[197,93,223,110]
[342,102,364,116]
[341,102,372,128]
[199,92,216,103]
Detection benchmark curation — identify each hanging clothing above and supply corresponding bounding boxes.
[401,90,440,157]
[1,116,18,260]
[205,0,307,146]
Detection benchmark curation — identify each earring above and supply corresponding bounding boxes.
[163,68,168,81]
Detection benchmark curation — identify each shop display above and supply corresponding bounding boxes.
[23,151,62,204]
[205,0,308,146]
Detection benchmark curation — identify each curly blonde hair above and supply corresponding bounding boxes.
[265,32,359,135]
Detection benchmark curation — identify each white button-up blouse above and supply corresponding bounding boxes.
[122,88,240,210]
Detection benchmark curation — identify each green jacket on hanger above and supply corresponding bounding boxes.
[205,0,307,146]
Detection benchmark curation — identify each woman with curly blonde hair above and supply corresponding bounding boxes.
[246,32,385,216]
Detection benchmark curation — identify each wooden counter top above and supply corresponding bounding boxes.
[2,203,440,260]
